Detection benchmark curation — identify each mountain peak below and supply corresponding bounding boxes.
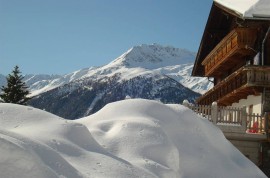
[0,44,211,98]
[110,44,195,69]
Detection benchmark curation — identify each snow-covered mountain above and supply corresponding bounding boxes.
[1,44,213,119]
[0,44,211,96]
[27,44,213,119]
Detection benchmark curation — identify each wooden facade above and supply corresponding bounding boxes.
[202,28,257,77]
[191,1,270,175]
[198,66,270,105]
[192,1,270,109]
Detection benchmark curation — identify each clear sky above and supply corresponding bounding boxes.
[0,0,212,75]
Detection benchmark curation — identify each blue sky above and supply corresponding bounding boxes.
[0,0,212,75]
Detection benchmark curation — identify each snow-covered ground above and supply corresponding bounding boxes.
[0,99,266,178]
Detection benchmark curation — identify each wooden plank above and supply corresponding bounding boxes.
[231,35,238,48]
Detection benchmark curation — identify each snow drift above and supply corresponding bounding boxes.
[0,99,267,178]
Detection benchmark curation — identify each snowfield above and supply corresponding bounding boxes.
[0,99,267,178]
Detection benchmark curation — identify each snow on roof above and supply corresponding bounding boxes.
[214,0,270,19]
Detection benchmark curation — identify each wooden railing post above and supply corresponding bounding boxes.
[241,106,247,129]
[211,102,218,124]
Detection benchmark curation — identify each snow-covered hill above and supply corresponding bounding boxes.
[0,100,266,178]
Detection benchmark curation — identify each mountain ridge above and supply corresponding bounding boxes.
[26,44,212,119]
[0,44,212,96]
[29,72,201,119]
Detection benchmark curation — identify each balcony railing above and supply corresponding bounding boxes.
[202,28,257,77]
[183,101,269,140]
[197,66,270,105]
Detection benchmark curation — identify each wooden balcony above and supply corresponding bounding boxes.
[202,28,257,77]
[197,66,270,106]
[184,102,269,141]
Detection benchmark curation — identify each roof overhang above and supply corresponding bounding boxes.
[192,2,232,76]
[214,0,270,20]
[192,0,270,77]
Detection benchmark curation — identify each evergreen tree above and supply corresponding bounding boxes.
[0,66,30,105]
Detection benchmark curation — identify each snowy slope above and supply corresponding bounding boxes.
[0,99,266,178]
[107,44,195,69]
[0,44,212,96]
[29,72,201,119]
[24,67,98,96]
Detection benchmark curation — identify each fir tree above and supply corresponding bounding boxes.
[0,66,30,105]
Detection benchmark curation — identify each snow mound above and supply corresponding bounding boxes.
[0,100,267,178]
[0,103,152,178]
[79,99,266,178]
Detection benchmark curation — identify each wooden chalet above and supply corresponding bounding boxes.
[191,0,270,175]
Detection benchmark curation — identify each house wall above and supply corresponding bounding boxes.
[232,95,262,114]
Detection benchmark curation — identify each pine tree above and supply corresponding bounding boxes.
[0,66,30,105]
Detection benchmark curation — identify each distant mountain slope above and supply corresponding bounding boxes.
[110,44,195,69]
[29,73,201,119]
